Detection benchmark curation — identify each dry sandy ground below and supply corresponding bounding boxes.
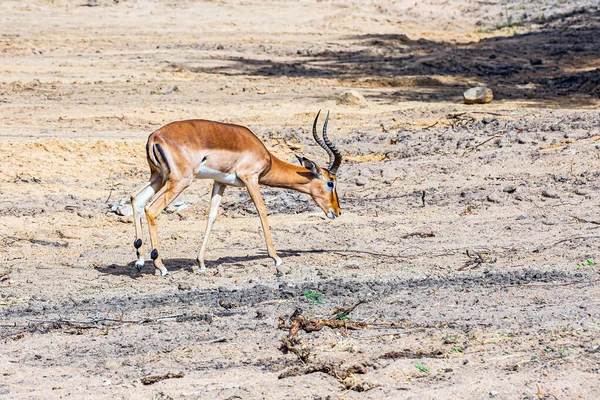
[1,1,600,399]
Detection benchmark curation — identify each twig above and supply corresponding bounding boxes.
[534,235,600,253]
[400,231,435,239]
[501,278,600,289]
[571,216,600,225]
[330,299,366,318]
[105,189,113,203]
[140,372,184,385]
[424,120,440,130]
[461,134,502,157]
[329,249,411,259]
[197,337,227,345]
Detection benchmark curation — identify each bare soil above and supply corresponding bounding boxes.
[1,1,600,399]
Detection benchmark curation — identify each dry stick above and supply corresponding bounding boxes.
[501,277,600,289]
[571,216,600,225]
[328,249,411,259]
[140,372,184,386]
[21,312,237,327]
[197,337,227,345]
[330,299,366,317]
[534,235,600,253]
[461,134,502,157]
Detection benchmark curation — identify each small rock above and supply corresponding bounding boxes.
[336,90,368,106]
[482,117,497,124]
[497,137,510,148]
[530,58,543,65]
[503,186,517,193]
[505,130,518,141]
[165,199,190,214]
[575,188,590,196]
[463,87,493,104]
[276,265,291,276]
[316,268,331,279]
[355,177,368,186]
[77,210,94,219]
[555,173,569,183]
[517,133,532,144]
[489,390,499,398]
[487,193,502,203]
[111,197,134,217]
[118,216,133,224]
[216,44,224,50]
[178,283,191,291]
[541,189,560,199]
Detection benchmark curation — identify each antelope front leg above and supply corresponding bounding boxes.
[196,181,225,273]
[145,179,190,276]
[244,179,283,266]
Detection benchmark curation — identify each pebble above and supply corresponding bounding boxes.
[503,185,517,193]
[482,117,497,124]
[487,193,502,203]
[77,210,94,219]
[178,283,191,291]
[463,87,493,104]
[497,137,510,148]
[575,188,590,196]
[541,189,560,199]
[355,177,368,186]
[111,197,133,217]
[517,133,532,144]
[530,58,543,65]
[336,90,368,106]
[276,265,291,276]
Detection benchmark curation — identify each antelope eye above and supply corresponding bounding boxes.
[327,181,334,188]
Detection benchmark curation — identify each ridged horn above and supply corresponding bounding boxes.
[312,110,335,165]
[321,111,342,174]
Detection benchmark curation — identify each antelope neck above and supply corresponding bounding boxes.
[260,155,313,194]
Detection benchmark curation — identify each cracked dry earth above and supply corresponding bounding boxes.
[1,1,600,399]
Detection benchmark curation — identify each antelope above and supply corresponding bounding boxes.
[130,111,343,276]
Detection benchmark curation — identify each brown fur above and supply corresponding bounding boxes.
[131,118,341,276]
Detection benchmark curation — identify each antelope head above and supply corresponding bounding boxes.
[297,110,343,219]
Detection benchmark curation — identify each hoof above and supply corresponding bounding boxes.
[273,256,283,267]
[193,260,206,274]
[135,258,144,272]
[154,268,169,277]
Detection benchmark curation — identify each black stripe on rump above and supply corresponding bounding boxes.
[147,141,159,168]
[153,143,171,174]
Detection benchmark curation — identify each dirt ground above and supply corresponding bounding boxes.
[1,0,600,399]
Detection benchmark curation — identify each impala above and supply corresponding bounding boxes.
[130,111,343,276]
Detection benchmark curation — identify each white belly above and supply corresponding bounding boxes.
[195,164,245,187]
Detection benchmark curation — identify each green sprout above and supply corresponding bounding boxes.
[414,361,429,373]
[303,290,324,318]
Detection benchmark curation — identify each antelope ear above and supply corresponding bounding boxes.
[300,157,321,177]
